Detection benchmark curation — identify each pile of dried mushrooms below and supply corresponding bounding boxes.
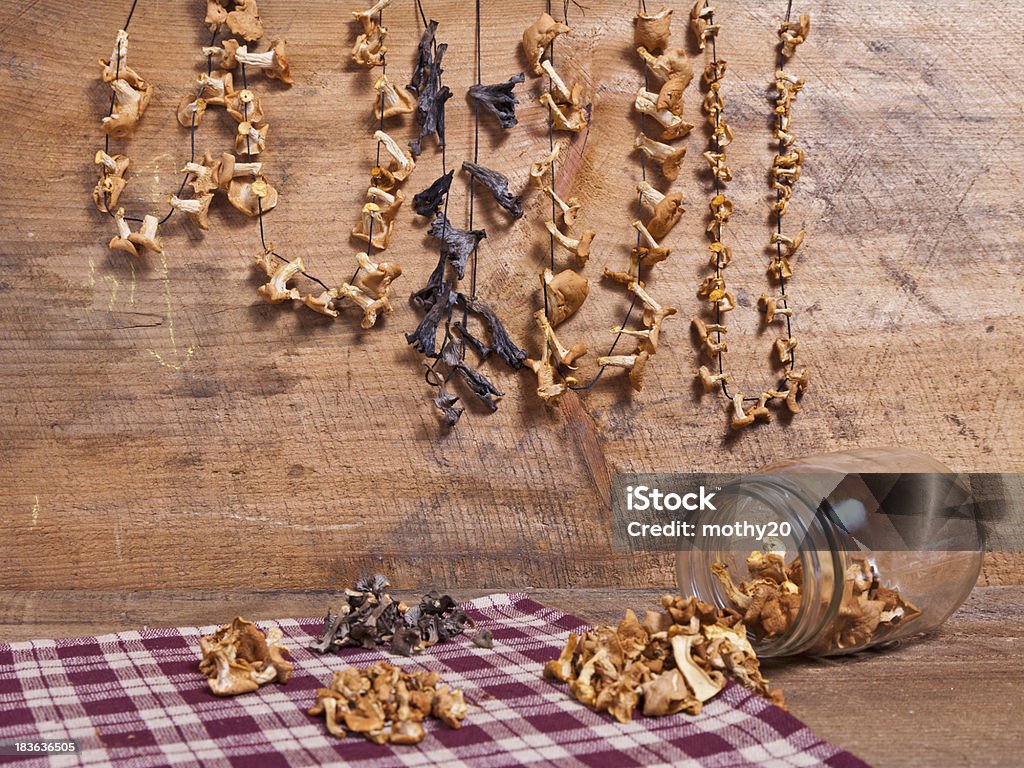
[544,595,782,722]
[198,616,294,696]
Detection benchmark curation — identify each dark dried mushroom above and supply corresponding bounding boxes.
[309,575,469,657]
[429,214,486,279]
[413,170,454,217]
[461,161,524,219]
[472,628,494,649]
[408,20,452,157]
[467,72,526,128]
[432,379,465,427]
[406,286,457,356]
[459,294,528,370]
[443,340,503,412]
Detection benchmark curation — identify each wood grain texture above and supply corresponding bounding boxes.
[0,0,1021,593]
[2,586,1022,768]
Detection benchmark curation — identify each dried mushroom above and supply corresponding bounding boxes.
[461,161,523,219]
[99,30,147,90]
[108,207,138,257]
[412,170,454,217]
[127,214,162,254]
[529,146,560,188]
[235,120,269,156]
[168,193,215,230]
[198,616,293,696]
[308,662,466,745]
[635,88,693,140]
[352,0,388,69]
[429,214,486,279]
[546,220,594,265]
[92,151,130,213]
[544,186,581,229]
[224,0,264,43]
[637,181,684,240]
[309,574,471,656]
[256,255,304,303]
[778,14,810,58]
[408,20,452,157]
[545,596,782,722]
[713,552,920,653]
[689,0,719,51]
[522,13,571,75]
[634,133,687,181]
[227,176,278,217]
[637,46,692,84]
[467,72,525,128]
[539,92,587,133]
[337,252,402,328]
[374,130,416,182]
[208,39,293,84]
[634,7,673,53]
[374,74,417,120]
[102,78,154,140]
[542,268,588,326]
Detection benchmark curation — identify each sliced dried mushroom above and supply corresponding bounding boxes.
[522,13,571,75]
[308,661,465,745]
[634,7,673,53]
[467,72,525,129]
[461,161,523,219]
[198,616,293,696]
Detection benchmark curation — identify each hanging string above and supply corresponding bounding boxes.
[459,0,483,359]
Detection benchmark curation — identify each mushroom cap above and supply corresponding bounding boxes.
[227,176,278,217]
[543,268,589,326]
[647,193,684,240]
[226,0,264,43]
[523,13,571,74]
[267,39,293,84]
[634,6,673,53]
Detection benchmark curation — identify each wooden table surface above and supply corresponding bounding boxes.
[2,586,1022,768]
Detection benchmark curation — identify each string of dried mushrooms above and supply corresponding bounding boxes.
[406,3,527,427]
[691,2,811,429]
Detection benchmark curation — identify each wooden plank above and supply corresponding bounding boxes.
[1,586,1021,768]
[0,0,1021,593]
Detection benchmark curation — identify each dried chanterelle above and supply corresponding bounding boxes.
[522,12,571,75]
[308,662,466,745]
[198,616,293,696]
[712,551,922,653]
[544,596,782,723]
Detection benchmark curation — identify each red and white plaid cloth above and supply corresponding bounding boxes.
[0,593,868,767]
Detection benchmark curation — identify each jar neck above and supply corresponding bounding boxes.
[684,475,845,657]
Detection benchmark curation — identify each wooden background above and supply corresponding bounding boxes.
[0,0,1021,596]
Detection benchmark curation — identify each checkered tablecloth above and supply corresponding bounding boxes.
[0,593,868,767]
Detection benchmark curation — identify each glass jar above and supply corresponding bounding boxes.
[676,448,983,656]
